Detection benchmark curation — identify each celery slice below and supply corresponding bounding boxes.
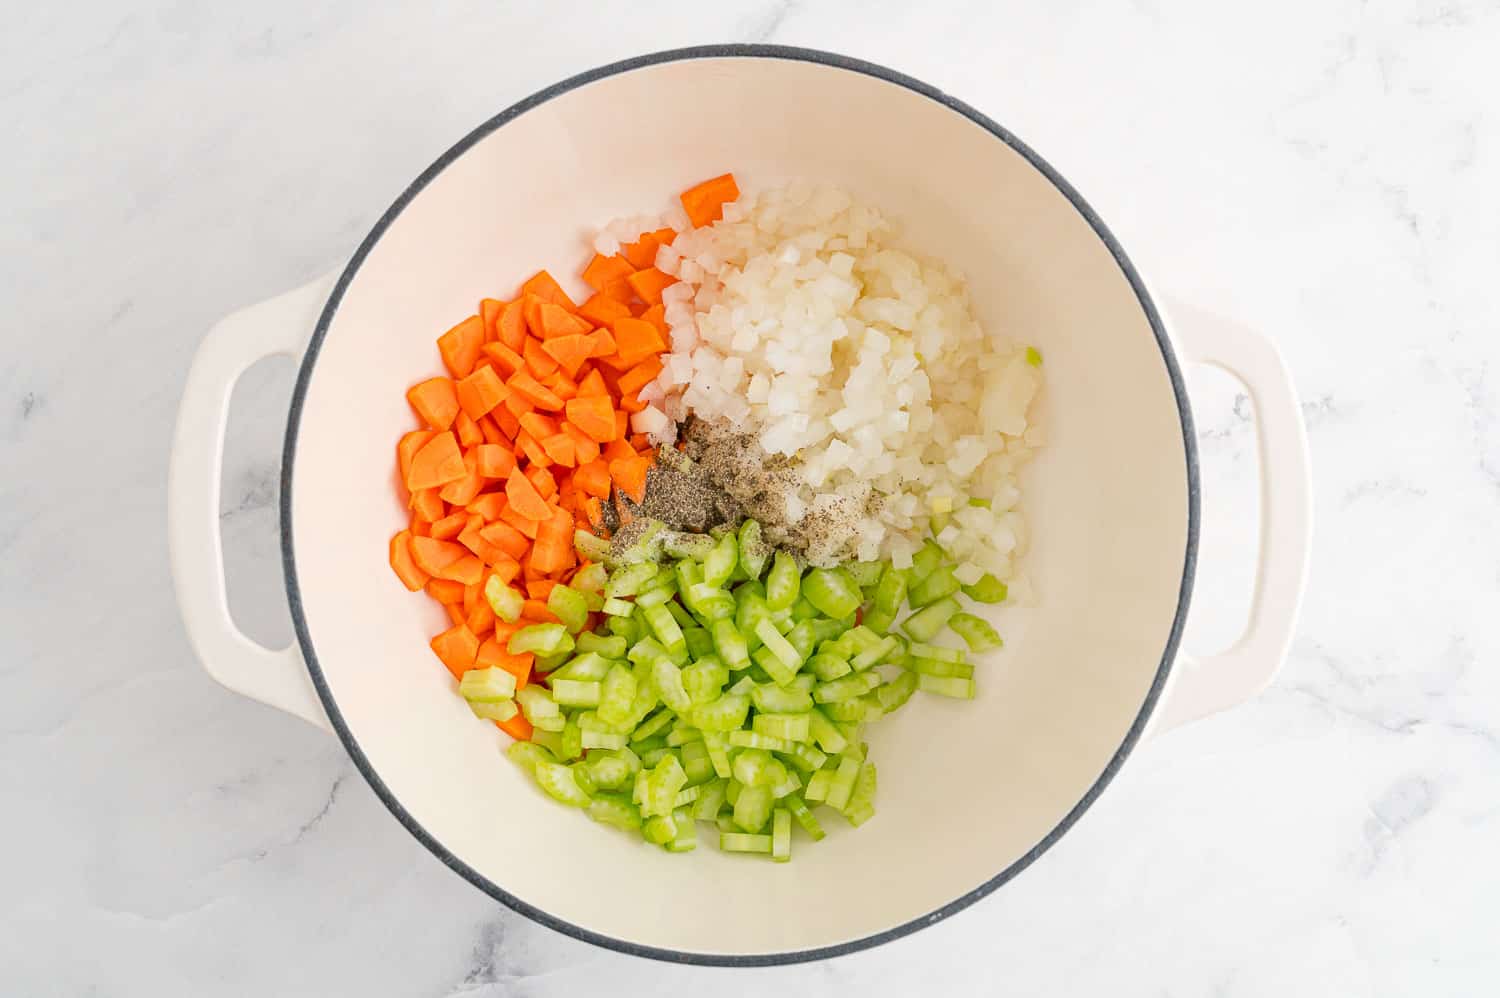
[573,528,612,564]
[703,532,738,588]
[949,612,1003,653]
[820,698,870,723]
[902,597,960,642]
[665,721,702,747]
[701,730,733,778]
[551,679,601,708]
[468,699,518,721]
[664,598,696,632]
[516,686,565,732]
[650,658,692,713]
[665,807,698,852]
[813,672,880,704]
[908,641,964,663]
[919,674,976,698]
[643,604,686,656]
[728,729,796,753]
[754,619,803,673]
[765,551,801,610]
[785,794,826,841]
[682,626,715,659]
[663,530,715,561]
[585,750,634,790]
[825,757,861,812]
[679,738,714,784]
[737,519,769,579]
[692,778,729,820]
[876,670,919,712]
[688,693,750,732]
[572,561,609,594]
[605,562,657,598]
[597,664,637,728]
[629,707,673,744]
[508,623,574,657]
[588,793,641,831]
[602,597,634,617]
[735,590,772,651]
[534,761,591,807]
[547,585,590,634]
[843,760,877,826]
[580,730,627,750]
[635,584,676,609]
[719,831,772,854]
[576,632,626,658]
[771,808,792,862]
[711,618,751,671]
[850,634,900,671]
[484,576,525,623]
[807,652,852,681]
[781,741,827,773]
[734,784,773,832]
[505,740,555,775]
[643,813,678,845]
[961,573,1007,604]
[682,657,728,705]
[458,667,517,702]
[802,567,862,619]
[751,683,814,714]
[753,712,811,743]
[807,708,848,754]
[803,768,833,803]
[559,717,583,761]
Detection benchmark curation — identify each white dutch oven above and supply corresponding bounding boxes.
[169,47,1311,964]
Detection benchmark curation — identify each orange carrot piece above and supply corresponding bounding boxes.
[397,430,437,485]
[476,414,508,446]
[480,298,506,341]
[564,423,602,465]
[466,598,495,637]
[444,604,467,627]
[411,535,467,576]
[525,463,557,500]
[426,578,465,605]
[498,301,528,351]
[406,432,466,490]
[476,638,532,691]
[521,598,559,623]
[618,391,646,414]
[482,340,526,377]
[434,554,484,585]
[505,466,551,521]
[578,292,633,328]
[409,487,447,524]
[453,410,482,449]
[525,578,557,600]
[538,302,592,340]
[625,267,676,306]
[540,333,594,377]
[564,395,615,443]
[612,409,629,442]
[574,458,612,499]
[519,335,558,379]
[518,411,560,441]
[639,303,668,336]
[522,294,547,340]
[491,402,522,439]
[499,503,540,539]
[576,368,609,398]
[488,553,522,586]
[431,623,480,679]
[407,377,460,431]
[612,317,668,365]
[474,444,516,480]
[439,450,485,506]
[617,355,664,396]
[480,520,530,560]
[545,372,579,403]
[581,496,604,528]
[680,173,740,228]
[501,390,533,420]
[467,491,507,520]
[437,315,485,378]
[582,253,636,294]
[520,270,577,311]
[610,455,650,504]
[622,229,676,270]
[540,432,576,467]
[429,510,469,541]
[508,370,565,411]
[389,530,430,591]
[495,712,534,740]
[455,364,509,420]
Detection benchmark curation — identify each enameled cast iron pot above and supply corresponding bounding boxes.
[169,46,1311,964]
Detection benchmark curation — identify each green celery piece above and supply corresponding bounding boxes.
[803,768,833,803]
[735,589,772,652]
[665,722,703,747]
[847,560,885,587]
[575,709,627,734]
[802,567,862,619]
[532,649,570,674]
[789,673,817,692]
[635,583,677,609]
[910,657,974,679]
[468,699,518,721]
[753,712,811,743]
[768,765,802,800]
[675,557,703,592]
[692,778,729,820]
[754,619,803,672]
[908,540,946,583]
[807,707,849,754]
[558,717,583,761]
[784,620,821,660]
[807,652,852,681]
[634,743,671,768]
[507,623,573,657]
[825,757,862,812]
[682,657,728,705]
[662,530,715,561]
[877,670,919,712]
[703,532,738,588]
[629,707,674,744]
[580,730,627,750]
[850,634,900,671]
[949,612,1003,652]
[685,583,736,620]
[690,692,751,732]
[551,678,601,708]
[737,520,770,579]
[602,597,634,617]
[643,813,678,845]
[683,626,715,660]
[873,564,908,614]
[701,730,733,778]
[961,573,1008,604]
[606,612,640,641]
[549,652,612,682]
[813,671,880,704]
[680,739,715,785]
[665,598,696,631]
[908,565,961,608]
[529,728,565,757]
[458,667,517,702]
[597,664,637,728]
[765,551,800,610]
[820,698,870,723]
[727,674,756,697]
[790,597,819,621]
[715,813,738,834]
[641,754,687,818]
[533,761,591,807]
[484,576,525,623]
[585,751,634,790]
[731,748,774,787]
[751,683,813,714]
[861,608,896,635]
[505,740,556,775]
[605,562,658,599]
[627,635,669,666]
[573,528,612,564]
[576,632,626,658]
[588,793,641,831]
[665,807,698,852]
[902,597,961,642]
[719,831,772,854]
[546,585,589,634]
[643,604,686,655]
[781,741,827,773]
[909,641,965,663]
[515,686,565,731]
[728,729,796,753]
[843,761,877,826]
[771,808,792,862]
[571,561,609,594]
[673,782,704,808]
[734,784,774,833]
[650,658,692,712]
[711,619,751,671]
[919,674,976,699]
[785,793,826,841]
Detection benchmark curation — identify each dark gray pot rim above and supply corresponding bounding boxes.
[280,43,1200,967]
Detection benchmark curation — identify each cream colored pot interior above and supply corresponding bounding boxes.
[289,55,1191,957]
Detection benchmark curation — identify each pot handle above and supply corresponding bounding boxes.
[168,273,338,732]
[1150,300,1313,734]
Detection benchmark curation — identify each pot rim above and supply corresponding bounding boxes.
[280,43,1200,967]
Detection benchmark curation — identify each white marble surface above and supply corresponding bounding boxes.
[3,1,1497,994]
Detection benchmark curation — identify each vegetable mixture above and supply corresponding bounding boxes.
[389,174,1041,860]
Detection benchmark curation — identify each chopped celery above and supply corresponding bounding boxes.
[961,572,1008,604]
[703,532,738,588]
[551,679,601,708]
[665,598,696,631]
[643,813,678,845]
[650,658,692,713]
[506,740,555,775]
[529,728,564,757]
[803,768,833,803]
[635,583,676,609]
[754,619,803,672]
[688,693,750,732]
[820,698,870,723]
[684,583,735,620]
[719,831,772,854]
[663,530,715,561]
[919,674,976,699]
[902,597,961,642]
[573,528,613,564]
[588,793,641,831]
[751,683,813,714]
[765,551,801,611]
[785,794,826,841]
[807,708,848,754]
[701,730,733,778]
[638,745,673,768]
[643,604,686,656]
[862,608,896,635]
[675,556,703,592]
[666,807,698,852]
[843,761,877,826]
[680,738,714,784]
[572,561,609,594]
[508,623,573,657]
[484,576,525,623]
[682,657,728,705]
[873,564,908,614]
[807,652,852,681]
[580,730,627,750]
[772,808,792,862]
[673,783,704,808]
[533,649,570,674]
[728,729,796,753]
[469,699,518,721]
[789,673,817,692]
[908,565,960,608]
[949,612,1003,653]
[606,614,640,642]
[768,766,802,799]
[753,712,811,743]
[458,667,517,703]
[732,748,774,787]
[737,519,769,579]
[781,741,827,772]
[910,656,974,679]
[876,670,919,712]
[790,597,819,621]
[597,665,637,728]
[909,540,946,583]
[711,618,751,671]
[908,641,965,663]
[559,717,583,761]
[585,750,635,790]
[665,721,702,747]
[629,707,674,744]
[825,757,862,812]
[727,674,757,697]
[850,634,900,671]
[640,754,687,817]
[576,632,626,658]
[547,585,590,634]
[734,784,774,832]
[802,567,862,619]
[516,686,565,732]
[682,626,715,660]
[716,814,739,834]
[735,590,773,651]
[846,560,885,587]
[605,562,657,598]
[813,672,881,704]
[602,597,634,617]
[692,778,729,820]
[533,762,591,807]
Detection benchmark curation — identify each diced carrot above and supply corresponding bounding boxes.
[466,589,495,633]
[630,433,652,451]
[584,327,618,361]
[480,520,530,560]
[491,402,521,439]
[518,411,560,441]
[639,303,668,336]
[576,368,609,398]
[517,335,557,380]
[389,531,430,591]
[480,298,505,341]
[475,637,532,691]
[508,370,565,411]
[522,294,547,340]
[437,315,485,378]
[525,578,556,600]
[618,391,646,414]
[434,554,484,585]
[538,302,592,340]
[406,431,466,490]
[426,578,466,605]
[515,429,550,468]
[625,267,675,306]
[474,444,516,480]
[502,390,533,420]
[462,578,482,616]
[498,300,528,351]
[409,515,432,537]
[545,372,579,403]
[439,450,485,505]
[540,333,594,377]
[397,430,437,485]
[499,503,540,539]
[610,455,650,504]
[525,463,557,500]
[540,432,576,467]
[602,437,636,463]
[578,292,633,328]
[445,604,468,628]
[455,364,509,419]
[489,553,522,585]
[581,496,604,528]
[612,409,629,442]
[564,395,615,443]
[476,414,508,446]
[495,712,534,740]
[521,598,559,623]
[582,253,636,294]
[617,356,664,396]
[453,410,482,448]
[409,487,447,523]
[505,466,551,521]
[407,377,460,430]
[563,423,601,465]
[680,173,740,228]
[429,510,469,541]
[520,270,577,311]
[622,229,673,270]
[467,491,507,520]
[431,623,480,679]
[573,458,612,499]
[411,535,467,576]
[482,340,526,377]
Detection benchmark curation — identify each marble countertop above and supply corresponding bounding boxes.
[4,1,1496,994]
